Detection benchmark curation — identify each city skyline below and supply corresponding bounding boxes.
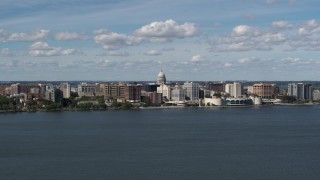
[1,0,320,81]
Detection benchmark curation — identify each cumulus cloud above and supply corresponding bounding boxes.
[94,20,197,50]
[55,32,88,41]
[0,48,13,57]
[266,0,280,4]
[107,51,130,56]
[144,50,162,56]
[8,29,49,41]
[29,42,81,57]
[238,57,261,64]
[224,63,233,67]
[94,29,144,50]
[0,29,9,42]
[191,55,203,62]
[134,19,197,42]
[272,21,293,29]
[208,19,320,52]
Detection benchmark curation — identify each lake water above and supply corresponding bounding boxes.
[1,106,320,180]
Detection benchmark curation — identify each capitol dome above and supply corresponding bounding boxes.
[156,69,166,84]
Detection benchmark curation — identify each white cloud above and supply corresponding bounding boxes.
[238,57,261,64]
[266,0,280,4]
[107,51,130,56]
[94,29,144,50]
[29,41,81,57]
[0,29,9,42]
[272,21,292,29]
[191,55,203,62]
[224,63,233,67]
[55,32,88,41]
[0,48,13,56]
[144,50,162,56]
[134,19,197,42]
[8,29,49,41]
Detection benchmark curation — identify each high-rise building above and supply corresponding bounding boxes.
[225,82,242,98]
[157,84,171,100]
[103,84,125,100]
[171,84,185,101]
[124,85,142,102]
[313,90,320,101]
[252,83,276,98]
[60,83,71,98]
[287,83,312,100]
[183,82,199,102]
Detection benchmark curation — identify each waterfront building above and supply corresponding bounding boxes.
[183,82,199,102]
[124,85,142,102]
[225,82,242,98]
[60,83,71,98]
[171,84,185,101]
[78,83,103,97]
[287,83,312,100]
[44,88,63,103]
[103,84,125,100]
[144,91,162,104]
[142,84,158,92]
[225,97,252,106]
[157,84,172,100]
[252,83,276,99]
[313,90,320,101]
[205,82,225,92]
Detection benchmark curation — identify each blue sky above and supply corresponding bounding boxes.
[1,0,320,81]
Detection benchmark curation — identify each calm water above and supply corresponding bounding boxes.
[1,106,320,180]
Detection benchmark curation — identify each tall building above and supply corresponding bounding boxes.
[252,83,276,98]
[77,83,103,97]
[287,83,312,100]
[313,90,320,101]
[171,84,185,101]
[124,85,142,102]
[103,84,125,100]
[157,84,171,100]
[183,82,199,102]
[156,69,166,84]
[60,83,71,98]
[225,82,242,98]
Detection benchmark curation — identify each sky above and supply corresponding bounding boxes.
[1,0,320,81]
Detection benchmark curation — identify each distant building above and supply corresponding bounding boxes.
[103,84,125,100]
[60,83,71,98]
[142,84,158,92]
[45,88,63,103]
[288,83,312,100]
[252,83,276,98]
[78,83,103,97]
[124,85,142,102]
[171,84,185,101]
[144,91,162,104]
[183,82,199,102]
[313,90,320,101]
[205,83,224,92]
[157,84,171,100]
[225,82,242,98]
[156,69,166,84]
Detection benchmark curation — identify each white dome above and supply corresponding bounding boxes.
[156,69,166,84]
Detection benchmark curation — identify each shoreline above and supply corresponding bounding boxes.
[1,103,319,113]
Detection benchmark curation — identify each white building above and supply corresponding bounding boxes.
[60,83,71,98]
[313,90,320,101]
[288,83,312,100]
[157,84,171,101]
[225,82,242,98]
[183,82,199,102]
[171,84,185,101]
[156,69,166,85]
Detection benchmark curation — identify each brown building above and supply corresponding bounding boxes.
[103,84,125,100]
[124,85,142,102]
[205,83,225,92]
[252,83,276,99]
[144,91,162,104]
